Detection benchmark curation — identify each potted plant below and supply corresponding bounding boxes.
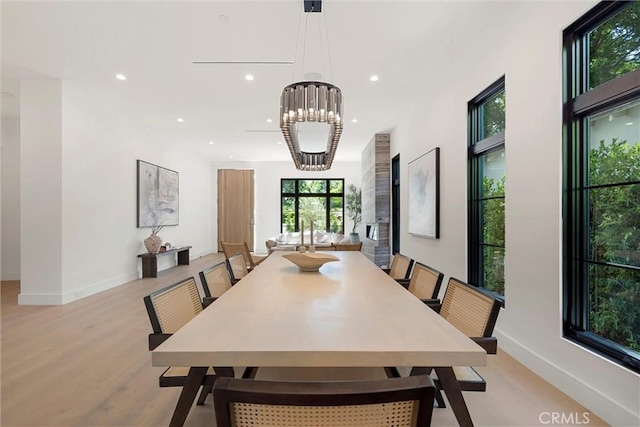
[345,184,362,242]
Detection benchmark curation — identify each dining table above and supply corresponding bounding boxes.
[152,250,487,426]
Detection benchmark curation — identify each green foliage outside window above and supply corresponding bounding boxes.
[481,91,506,139]
[281,179,345,233]
[299,197,326,229]
[481,176,505,295]
[588,138,640,351]
[282,197,296,232]
[588,2,640,89]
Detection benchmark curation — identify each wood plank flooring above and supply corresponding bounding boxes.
[1,253,608,426]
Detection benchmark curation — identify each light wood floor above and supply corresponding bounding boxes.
[1,253,608,426]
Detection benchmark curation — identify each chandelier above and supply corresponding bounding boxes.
[280,0,343,171]
[280,81,343,171]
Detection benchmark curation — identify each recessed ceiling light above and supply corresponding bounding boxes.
[218,14,230,24]
[352,119,358,123]
[370,75,379,82]
[245,74,254,81]
[209,141,215,145]
[277,141,282,145]
[177,117,184,123]
[115,74,126,81]
[229,155,234,159]
[266,118,273,123]
[626,122,634,126]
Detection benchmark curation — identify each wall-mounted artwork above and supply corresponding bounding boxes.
[137,160,179,228]
[408,147,440,239]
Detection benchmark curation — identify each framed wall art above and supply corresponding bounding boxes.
[407,147,440,239]
[137,160,179,228]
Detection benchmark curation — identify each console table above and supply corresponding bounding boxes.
[138,246,192,278]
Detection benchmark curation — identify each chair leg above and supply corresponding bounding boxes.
[196,384,213,405]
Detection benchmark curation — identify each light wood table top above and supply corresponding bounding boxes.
[152,251,486,369]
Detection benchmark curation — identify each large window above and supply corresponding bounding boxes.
[564,1,640,372]
[468,77,506,301]
[281,179,344,233]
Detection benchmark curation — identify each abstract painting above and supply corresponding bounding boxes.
[408,147,440,238]
[137,160,179,227]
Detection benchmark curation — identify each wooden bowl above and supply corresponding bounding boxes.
[283,253,340,272]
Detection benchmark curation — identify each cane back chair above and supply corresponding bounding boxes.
[213,375,437,427]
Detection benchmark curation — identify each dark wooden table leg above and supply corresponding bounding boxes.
[213,366,235,377]
[169,366,207,427]
[434,367,474,427]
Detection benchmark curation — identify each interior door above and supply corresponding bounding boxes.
[217,169,255,252]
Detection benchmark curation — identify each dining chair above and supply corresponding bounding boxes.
[333,241,363,251]
[383,253,414,281]
[387,277,501,409]
[226,253,249,281]
[213,375,437,427]
[143,276,217,406]
[406,262,444,306]
[198,260,234,307]
[314,245,336,251]
[221,241,267,271]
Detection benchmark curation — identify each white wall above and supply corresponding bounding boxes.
[210,161,361,255]
[1,117,20,280]
[17,81,213,304]
[19,80,64,303]
[391,1,639,426]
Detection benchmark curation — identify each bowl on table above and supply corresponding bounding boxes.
[282,253,340,272]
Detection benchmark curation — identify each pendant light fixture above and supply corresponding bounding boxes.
[280,0,343,171]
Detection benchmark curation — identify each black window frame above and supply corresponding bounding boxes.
[392,154,401,255]
[468,76,506,306]
[280,178,345,233]
[563,0,640,373]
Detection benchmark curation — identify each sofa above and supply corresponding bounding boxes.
[266,231,353,253]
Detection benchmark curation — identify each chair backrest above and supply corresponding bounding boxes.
[213,375,436,427]
[439,277,501,338]
[389,253,414,280]
[199,260,233,298]
[226,254,249,281]
[334,242,363,251]
[407,262,444,300]
[221,241,255,268]
[143,277,203,334]
[314,245,336,251]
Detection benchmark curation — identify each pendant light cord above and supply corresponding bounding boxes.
[292,2,304,82]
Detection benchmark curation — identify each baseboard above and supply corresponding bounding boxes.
[18,271,140,305]
[18,292,65,305]
[495,329,639,426]
[192,249,212,259]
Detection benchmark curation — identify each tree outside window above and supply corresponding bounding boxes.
[281,179,344,234]
[468,77,506,300]
[564,1,640,371]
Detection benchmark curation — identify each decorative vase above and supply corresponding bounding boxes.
[144,234,162,254]
[349,232,360,243]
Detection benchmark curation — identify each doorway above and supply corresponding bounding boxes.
[217,169,255,252]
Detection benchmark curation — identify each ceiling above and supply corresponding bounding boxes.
[1,1,485,162]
